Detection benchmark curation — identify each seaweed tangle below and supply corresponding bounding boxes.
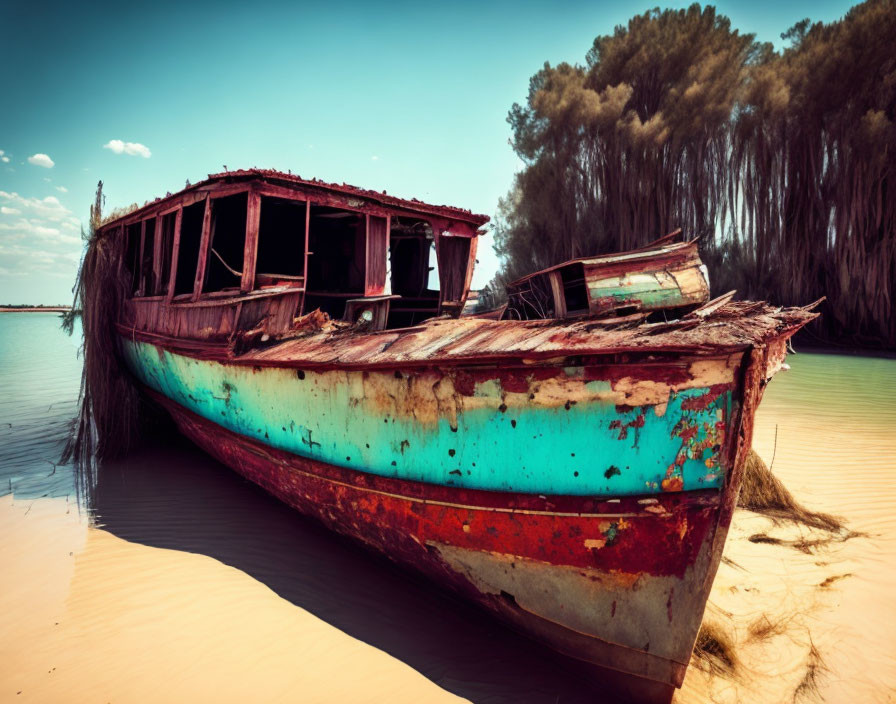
[738,449,844,531]
[793,643,827,703]
[61,181,141,504]
[692,622,739,678]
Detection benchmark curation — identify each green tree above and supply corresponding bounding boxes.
[729,0,895,344]
[499,5,754,274]
[497,0,896,347]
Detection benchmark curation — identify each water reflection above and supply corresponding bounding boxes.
[94,436,608,704]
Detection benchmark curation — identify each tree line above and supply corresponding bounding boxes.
[489,1,895,348]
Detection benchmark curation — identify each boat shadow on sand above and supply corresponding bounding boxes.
[93,436,622,704]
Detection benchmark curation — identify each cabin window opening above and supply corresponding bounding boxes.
[305,205,365,318]
[255,196,306,286]
[125,223,142,295]
[138,218,156,296]
[173,201,205,296]
[386,217,440,329]
[560,263,588,315]
[426,240,440,291]
[203,192,248,294]
[155,212,176,295]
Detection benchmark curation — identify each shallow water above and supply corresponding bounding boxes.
[1,313,894,702]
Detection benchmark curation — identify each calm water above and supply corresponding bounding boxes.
[1,313,895,703]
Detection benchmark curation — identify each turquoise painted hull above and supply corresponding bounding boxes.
[121,338,734,497]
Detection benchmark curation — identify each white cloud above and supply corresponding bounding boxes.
[27,153,55,168]
[0,220,61,237]
[0,150,9,164]
[0,191,81,245]
[103,139,151,158]
[0,191,75,223]
[0,183,84,287]
[56,186,68,193]
[371,155,379,161]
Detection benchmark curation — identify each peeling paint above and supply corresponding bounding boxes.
[124,339,738,497]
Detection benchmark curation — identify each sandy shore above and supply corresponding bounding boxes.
[679,353,896,703]
[0,307,70,313]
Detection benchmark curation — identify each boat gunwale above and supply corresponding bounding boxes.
[116,307,814,371]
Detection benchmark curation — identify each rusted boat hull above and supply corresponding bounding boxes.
[150,388,725,701]
[115,302,812,701]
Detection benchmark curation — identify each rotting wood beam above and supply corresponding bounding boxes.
[549,271,567,318]
[207,183,252,200]
[364,214,389,296]
[258,182,412,222]
[364,213,371,295]
[137,219,147,297]
[242,188,261,293]
[460,234,478,309]
[151,215,161,296]
[386,213,391,293]
[165,208,183,303]
[299,199,310,316]
[192,196,212,301]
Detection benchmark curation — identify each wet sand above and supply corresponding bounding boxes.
[1,314,894,702]
[0,494,467,703]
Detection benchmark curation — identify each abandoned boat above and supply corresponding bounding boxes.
[88,169,817,701]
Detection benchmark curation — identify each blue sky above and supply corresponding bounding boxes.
[0,0,856,304]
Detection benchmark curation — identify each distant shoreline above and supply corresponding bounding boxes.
[0,307,70,313]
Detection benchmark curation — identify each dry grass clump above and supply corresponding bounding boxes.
[692,622,739,679]
[818,573,852,589]
[101,202,140,225]
[748,613,796,642]
[738,450,844,532]
[747,530,863,554]
[792,644,827,703]
[720,555,745,570]
[747,532,784,546]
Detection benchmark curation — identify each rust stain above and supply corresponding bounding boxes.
[608,410,646,441]
[661,475,684,493]
[680,383,730,411]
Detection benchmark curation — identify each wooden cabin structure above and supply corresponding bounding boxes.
[105,169,488,349]
[504,231,710,321]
